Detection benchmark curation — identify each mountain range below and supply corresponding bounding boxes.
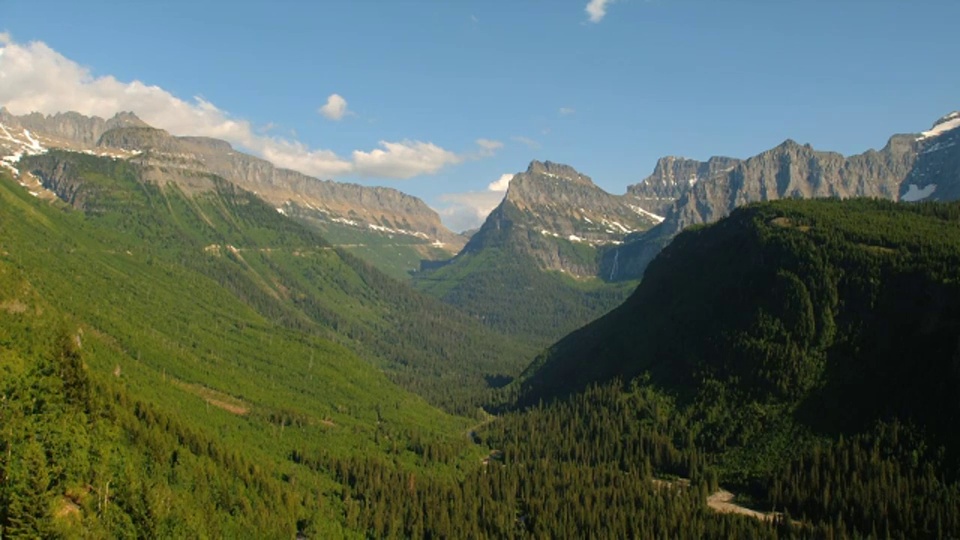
[604,112,960,279]
[3,103,960,537]
[0,108,464,280]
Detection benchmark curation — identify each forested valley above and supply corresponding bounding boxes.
[2,153,960,538]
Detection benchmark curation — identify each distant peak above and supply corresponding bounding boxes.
[525,160,593,185]
[108,111,150,128]
[918,111,960,141]
[651,155,694,172]
[776,139,802,149]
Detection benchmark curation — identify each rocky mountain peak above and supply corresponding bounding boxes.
[0,110,153,148]
[772,139,806,152]
[918,111,960,141]
[108,111,150,129]
[462,161,660,277]
[525,160,594,186]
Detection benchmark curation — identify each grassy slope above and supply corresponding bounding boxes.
[0,164,472,450]
[0,158,499,535]
[20,152,536,415]
[293,216,454,281]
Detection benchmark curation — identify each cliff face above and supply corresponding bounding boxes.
[0,108,148,147]
[663,137,917,234]
[604,114,960,281]
[461,160,658,276]
[99,126,463,248]
[899,112,960,203]
[626,155,740,217]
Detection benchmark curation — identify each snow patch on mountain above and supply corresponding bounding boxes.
[628,204,665,224]
[901,183,937,202]
[0,123,49,174]
[917,112,960,141]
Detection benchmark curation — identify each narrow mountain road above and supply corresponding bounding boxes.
[706,490,779,522]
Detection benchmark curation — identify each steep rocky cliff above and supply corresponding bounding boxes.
[899,112,960,202]
[605,113,958,281]
[459,160,658,276]
[626,155,740,217]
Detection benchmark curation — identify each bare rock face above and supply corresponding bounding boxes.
[627,155,740,216]
[603,114,960,281]
[460,160,659,276]
[900,112,960,202]
[0,108,147,147]
[0,110,464,252]
[664,137,917,235]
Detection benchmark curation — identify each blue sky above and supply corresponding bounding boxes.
[2,0,959,230]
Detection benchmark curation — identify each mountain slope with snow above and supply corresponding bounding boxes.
[0,109,464,278]
[603,111,960,281]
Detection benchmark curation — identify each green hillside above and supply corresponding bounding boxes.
[20,151,536,415]
[0,161,498,536]
[287,210,454,281]
[512,198,960,536]
[6,153,960,538]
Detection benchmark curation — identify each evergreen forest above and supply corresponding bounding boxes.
[2,152,960,538]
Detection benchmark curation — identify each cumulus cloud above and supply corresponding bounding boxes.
[585,0,615,23]
[559,106,575,116]
[437,191,505,232]
[352,140,461,179]
[436,172,514,231]
[318,93,349,121]
[487,173,514,191]
[0,36,478,180]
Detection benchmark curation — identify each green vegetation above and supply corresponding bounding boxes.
[4,151,960,539]
[21,151,535,415]
[415,246,638,349]
[290,211,454,281]
[515,198,960,537]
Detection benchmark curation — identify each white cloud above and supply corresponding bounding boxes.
[0,36,478,180]
[318,93,349,121]
[476,138,503,152]
[487,173,514,192]
[512,135,541,150]
[585,0,615,23]
[436,172,514,231]
[559,106,575,116]
[475,138,503,157]
[352,140,461,179]
[437,191,506,232]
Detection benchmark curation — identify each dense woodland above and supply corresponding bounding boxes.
[2,154,960,537]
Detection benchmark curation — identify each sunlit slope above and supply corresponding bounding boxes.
[19,151,536,413]
[0,165,496,536]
